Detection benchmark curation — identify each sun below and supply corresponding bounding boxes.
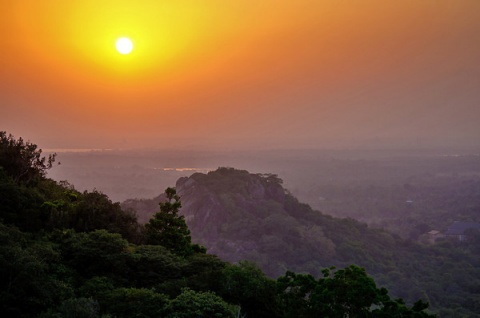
[116,37,133,54]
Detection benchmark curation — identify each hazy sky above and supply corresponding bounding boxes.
[1,1,479,150]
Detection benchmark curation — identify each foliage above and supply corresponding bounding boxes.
[127,244,183,288]
[0,223,74,317]
[101,288,169,318]
[0,131,57,185]
[0,134,139,239]
[0,169,46,231]
[0,132,456,317]
[125,167,480,317]
[39,298,100,318]
[218,261,281,318]
[144,187,193,256]
[53,229,129,280]
[166,288,238,318]
[277,265,436,318]
[181,253,226,292]
[70,190,139,242]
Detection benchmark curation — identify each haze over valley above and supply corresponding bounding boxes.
[47,148,480,238]
[2,1,480,317]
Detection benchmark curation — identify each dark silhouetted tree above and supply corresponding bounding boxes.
[277,265,436,318]
[144,188,193,256]
[0,131,57,185]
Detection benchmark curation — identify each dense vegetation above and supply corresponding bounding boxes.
[125,167,480,317]
[0,131,437,317]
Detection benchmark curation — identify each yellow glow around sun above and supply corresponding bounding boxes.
[10,1,273,80]
[116,37,133,54]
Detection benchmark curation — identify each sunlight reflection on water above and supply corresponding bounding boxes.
[159,168,213,172]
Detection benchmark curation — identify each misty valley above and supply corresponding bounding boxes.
[2,132,479,317]
[48,147,480,242]
[3,1,480,317]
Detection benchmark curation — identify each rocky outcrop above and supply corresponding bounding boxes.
[122,167,337,277]
[175,176,225,243]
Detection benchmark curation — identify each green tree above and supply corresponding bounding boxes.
[39,298,100,318]
[277,265,436,318]
[144,188,193,256]
[0,169,46,231]
[313,265,381,317]
[0,131,57,186]
[54,229,129,279]
[71,190,139,242]
[127,245,183,288]
[166,288,238,318]
[219,261,281,318]
[372,298,435,318]
[0,223,74,317]
[102,288,169,318]
[182,253,226,292]
[276,271,318,318]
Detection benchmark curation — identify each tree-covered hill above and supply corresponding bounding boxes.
[0,131,437,317]
[297,168,480,240]
[124,167,480,317]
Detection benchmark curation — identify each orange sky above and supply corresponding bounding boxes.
[1,1,480,150]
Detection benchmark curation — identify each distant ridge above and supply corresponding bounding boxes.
[122,167,480,316]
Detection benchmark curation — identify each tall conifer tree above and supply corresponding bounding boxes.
[145,188,192,256]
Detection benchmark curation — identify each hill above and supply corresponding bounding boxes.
[123,167,480,317]
[1,131,436,317]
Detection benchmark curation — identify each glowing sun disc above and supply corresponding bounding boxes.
[116,37,133,54]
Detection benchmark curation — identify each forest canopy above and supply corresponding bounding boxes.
[0,132,438,317]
